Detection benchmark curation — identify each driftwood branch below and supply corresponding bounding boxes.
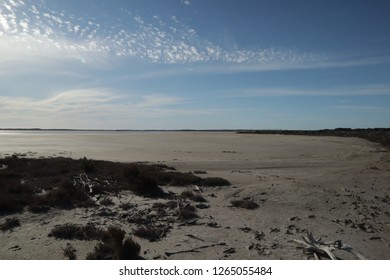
[165,242,226,257]
[186,234,205,242]
[294,232,367,260]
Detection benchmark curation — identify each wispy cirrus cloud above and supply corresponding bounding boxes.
[329,105,390,112]
[238,85,390,97]
[1,0,390,75]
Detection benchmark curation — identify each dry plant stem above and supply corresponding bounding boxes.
[186,234,205,242]
[165,242,226,257]
[294,232,367,260]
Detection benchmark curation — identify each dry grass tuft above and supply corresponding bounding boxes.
[48,223,103,240]
[177,204,198,220]
[133,225,168,242]
[87,226,141,260]
[230,199,259,210]
[99,197,114,206]
[201,177,231,187]
[180,190,207,202]
[63,244,77,260]
[0,217,21,231]
[123,166,165,197]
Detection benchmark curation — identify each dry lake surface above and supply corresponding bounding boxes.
[1,131,389,259]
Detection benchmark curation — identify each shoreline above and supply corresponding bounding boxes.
[2,127,389,150]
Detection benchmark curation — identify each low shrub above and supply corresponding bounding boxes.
[123,166,165,197]
[133,225,167,242]
[177,204,198,220]
[0,177,39,214]
[0,217,21,231]
[119,202,135,210]
[0,194,25,214]
[157,171,202,186]
[230,199,259,210]
[42,180,95,209]
[63,244,77,260]
[48,223,103,240]
[180,190,207,202]
[87,226,141,260]
[99,197,114,206]
[193,170,207,174]
[79,157,94,173]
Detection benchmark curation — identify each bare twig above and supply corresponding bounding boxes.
[186,234,205,242]
[165,242,226,257]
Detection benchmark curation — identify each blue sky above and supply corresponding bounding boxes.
[0,0,389,129]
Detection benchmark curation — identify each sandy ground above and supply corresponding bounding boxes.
[0,131,389,259]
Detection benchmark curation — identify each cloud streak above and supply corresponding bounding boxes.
[0,89,210,128]
[238,85,390,97]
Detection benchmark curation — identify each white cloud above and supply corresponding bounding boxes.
[0,0,325,69]
[1,0,388,78]
[134,16,144,24]
[0,14,11,31]
[171,16,179,24]
[181,0,191,6]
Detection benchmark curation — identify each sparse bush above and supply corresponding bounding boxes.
[0,177,38,214]
[100,197,114,206]
[28,203,50,213]
[120,202,135,210]
[154,164,176,171]
[87,226,141,260]
[133,225,167,242]
[230,199,259,210]
[42,180,95,209]
[157,171,202,186]
[63,244,77,260]
[177,204,198,220]
[0,157,230,216]
[0,217,21,231]
[48,223,103,240]
[193,170,207,174]
[0,194,25,214]
[79,157,94,173]
[123,166,165,197]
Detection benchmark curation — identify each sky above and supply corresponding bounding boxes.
[0,0,390,130]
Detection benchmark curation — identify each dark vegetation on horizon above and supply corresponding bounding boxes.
[0,156,230,216]
[238,128,390,149]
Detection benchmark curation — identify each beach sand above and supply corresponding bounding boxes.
[0,131,389,259]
